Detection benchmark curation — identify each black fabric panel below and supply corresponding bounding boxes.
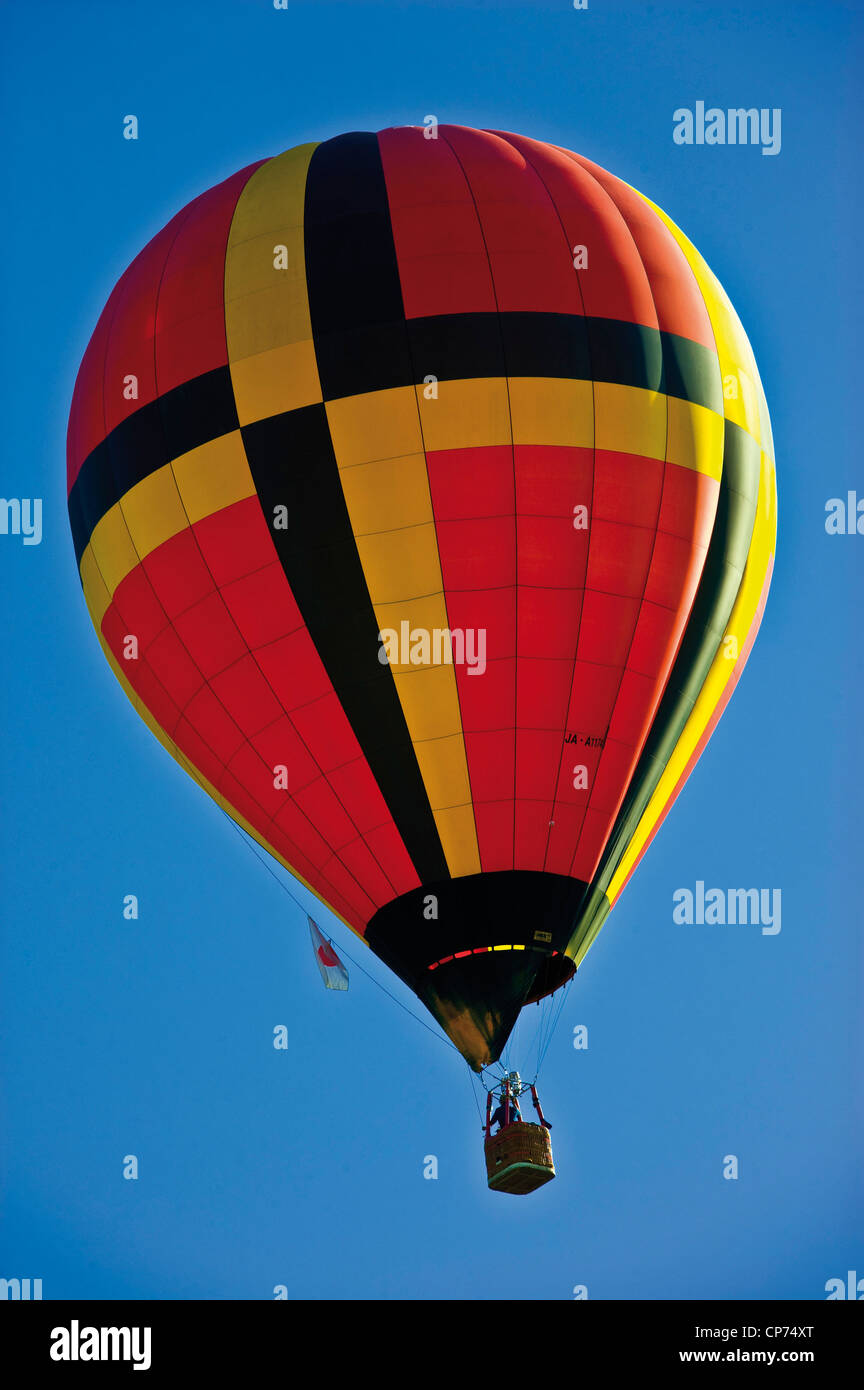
[303,132,410,400]
[240,404,449,886]
[407,311,508,382]
[158,365,239,462]
[661,329,724,415]
[588,317,664,394]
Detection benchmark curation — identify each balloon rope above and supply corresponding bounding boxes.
[216,806,461,1056]
[535,975,575,1074]
[468,1070,485,1127]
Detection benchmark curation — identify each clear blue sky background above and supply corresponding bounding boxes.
[1,0,861,1300]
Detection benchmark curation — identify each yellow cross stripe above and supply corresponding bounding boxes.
[324,379,725,478]
[326,386,482,878]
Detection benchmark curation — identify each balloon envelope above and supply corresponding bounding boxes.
[67,126,776,1070]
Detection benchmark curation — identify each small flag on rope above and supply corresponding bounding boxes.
[308,917,349,991]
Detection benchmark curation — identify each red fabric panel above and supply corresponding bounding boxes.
[108,556,170,652]
[220,561,303,649]
[586,519,656,598]
[294,776,360,852]
[435,516,515,589]
[254,628,333,711]
[472,801,515,872]
[102,215,188,437]
[328,756,398,834]
[544,803,589,875]
[364,823,421,898]
[290,693,364,774]
[173,591,248,680]
[425,445,514,519]
[252,716,319,795]
[514,799,554,868]
[567,152,717,349]
[98,487,426,922]
[593,451,664,527]
[377,126,498,317]
[210,653,283,736]
[193,495,276,589]
[66,276,131,490]
[436,127,585,316]
[101,603,182,735]
[337,837,399,909]
[68,163,262,492]
[540,454,716,878]
[145,625,206,710]
[487,130,658,327]
[223,741,291,820]
[153,163,264,394]
[141,527,214,619]
[570,805,615,880]
[516,730,561,801]
[427,443,518,870]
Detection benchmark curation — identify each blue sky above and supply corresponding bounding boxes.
[1,0,861,1300]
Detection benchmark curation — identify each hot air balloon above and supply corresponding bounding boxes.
[67,127,776,1191]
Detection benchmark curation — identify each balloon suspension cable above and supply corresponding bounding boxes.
[467,1070,486,1126]
[215,805,461,1057]
[477,970,576,1094]
[204,785,573,1080]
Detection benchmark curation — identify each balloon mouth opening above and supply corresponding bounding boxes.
[523,953,577,1005]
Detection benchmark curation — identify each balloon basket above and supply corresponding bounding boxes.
[484,1122,556,1195]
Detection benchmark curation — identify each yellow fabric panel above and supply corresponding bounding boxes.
[432,804,482,878]
[80,543,112,629]
[91,619,360,939]
[88,502,142,599]
[393,663,464,742]
[411,376,718,461]
[229,340,321,425]
[225,145,323,417]
[328,403,481,876]
[85,472,188,604]
[338,453,432,535]
[117,464,188,566]
[756,378,776,470]
[666,395,725,481]
[172,431,256,524]
[594,382,667,460]
[326,388,423,470]
[413,734,474,810]
[607,440,776,904]
[635,190,762,445]
[355,522,443,606]
[508,377,594,448]
[415,378,512,452]
[374,594,452,672]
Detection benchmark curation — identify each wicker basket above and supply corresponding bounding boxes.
[484,1121,556,1195]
